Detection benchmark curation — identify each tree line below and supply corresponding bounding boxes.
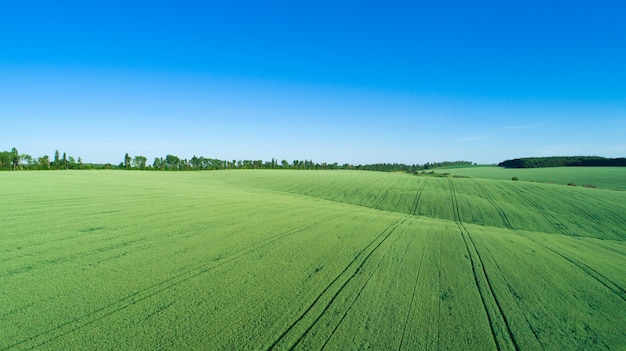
[1,147,473,173]
[122,154,471,172]
[0,148,92,170]
[498,156,626,168]
[125,154,472,172]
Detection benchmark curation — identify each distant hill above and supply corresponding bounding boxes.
[498,156,626,168]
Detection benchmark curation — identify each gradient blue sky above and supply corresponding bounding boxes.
[1,1,625,165]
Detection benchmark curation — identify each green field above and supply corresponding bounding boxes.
[1,170,625,350]
[439,165,626,191]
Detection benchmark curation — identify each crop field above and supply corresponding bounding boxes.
[440,165,626,191]
[1,170,625,350]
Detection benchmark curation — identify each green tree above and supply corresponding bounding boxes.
[124,153,132,169]
[165,155,180,170]
[10,148,20,170]
[68,156,76,169]
[133,155,147,169]
[53,150,60,169]
[190,155,197,168]
[0,151,11,170]
[39,155,50,169]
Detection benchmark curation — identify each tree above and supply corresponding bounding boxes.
[124,153,132,169]
[165,154,180,170]
[190,155,199,169]
[133,155,147,169]
[27,155,38,168]
[39,155,50,169]
[54,150,60,169]
[0,151,11,170]
[11,148,19,170]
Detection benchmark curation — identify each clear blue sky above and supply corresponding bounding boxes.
[1,1,625,165]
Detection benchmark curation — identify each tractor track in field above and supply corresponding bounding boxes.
[473,182,547,349]
[1,215,342,351]
[2,201,334,277]
[0,206,266,276]
[369,178,394,210]
[479,180,626,326]
[519,234,626,303]
[372,189,390,210]
[1,226,182,278]
[544,186,624,240]
[265,215,410,351]
[560,196,624,240]
[513,189,626,302]
[474,181,514,230]
[573,238,626,258]
[435,227,443,349]
[481,242,546,350]
[466,183,547,349]
[319,227,405,350]
[448,179,519,351]
[409,178,428,216]
[514,189,569,235]
[398,229,431,351]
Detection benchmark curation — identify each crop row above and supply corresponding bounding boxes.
[1,171,624,349]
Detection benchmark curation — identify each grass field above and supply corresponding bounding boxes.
[1,170,625,350]
[439,165,626,191]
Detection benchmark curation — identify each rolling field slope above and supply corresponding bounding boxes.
[439,165,626,191]
[1,170,625,350]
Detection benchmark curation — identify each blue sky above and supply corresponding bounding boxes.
[1,1,625,165]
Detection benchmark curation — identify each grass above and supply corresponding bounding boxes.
[437,165,626,190]
[1,170,624,350]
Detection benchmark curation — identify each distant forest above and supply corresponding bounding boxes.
[0,147,472,172]
[499,156,626,168]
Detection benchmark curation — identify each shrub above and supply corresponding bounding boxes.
[512,177,519,181]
